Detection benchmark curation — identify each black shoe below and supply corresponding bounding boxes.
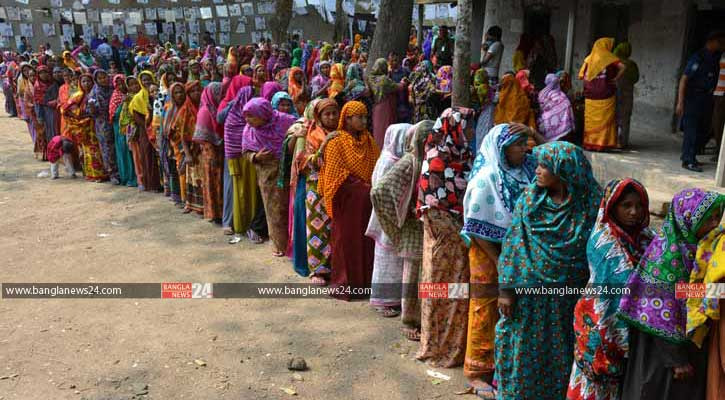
[682,163,703,172]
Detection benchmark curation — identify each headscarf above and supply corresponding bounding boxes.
[368,58,397,103]
[328,63,345,99]
[493,74,535,128]
[90,69,113,118]
[515,69,534,94]
[291,48,303,67]
[192,82,224,145]
[287,66,305,100]
[472,68,491,107]
[240,97,297,158]
[62,51,79,70]
[33,65,52,105]
[688,225,725,347]
[619,189,725,343]
[271,91,299,117]
[219,74,252,114]
[498,141,602,289]
[223,86,254,159]
[537,73,575,141]
[410,60,436,107]
[310,61,330,98]
[461,124,536,244]
[187,60,201,82]
[162,82,185,140]
[579,37,619,81]
[108,74,126,121]
[261,81,283,101]
[318,101,380,219]
[343,63,366,102]
[305,98,339,161]
[435,65,453,94]
[416,107,475,216]
[300,42,312,75]
[366,123,414,246]
[174,80,201,143]
[320,43,333,61]
[613,42,639,84]
[129,70,155,117]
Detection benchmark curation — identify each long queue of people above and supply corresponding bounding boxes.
[1,30,724,400]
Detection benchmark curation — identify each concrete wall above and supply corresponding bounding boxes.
[0,0,334,52]
[482,0,692,133]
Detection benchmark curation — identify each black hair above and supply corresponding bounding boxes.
[487,26,502,40]
[707,30,725,42]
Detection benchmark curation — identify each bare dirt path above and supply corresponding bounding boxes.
[0,109,467,399]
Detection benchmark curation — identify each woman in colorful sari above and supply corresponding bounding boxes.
[252,64,267,96]
[618,188,724,400]
[494,73,536,129]
[567,178,653,400]
[328,63,345,99]
[287,67,307,102]
[89,69,119,184]
[191,82,225,223]
[19,65,45,160]
[302,99,340,284]
[318,101,380,299]
[58,68,77,139]
[261,81,283,102]
[472,68,495,152]
[175,81,203,214]
[369,120,434,341]
[35,67,62,148]
[689,225,725,400]
[271,91,299,118]
[62,74,107,182]
[161,82,186,206]
[111,75,137,187]
[415,107,474,367]
[154,72,174,197]
[366,123,413,316]
[368,58,403,148]
[579,38,625,151]
[613,42,639,149]
[242,98,297,256]
[310,61,331,99]
[461,123,537,398]
[409,60,438,123]
[538,73,575,142]
[129,71,161,191]
[495,141,601,400]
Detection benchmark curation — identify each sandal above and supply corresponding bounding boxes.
[247,229,264,244]
[182,208,192,214]
[272,251,285,257]
[401,327,421,342]
[375,307,401,318]
[310,276,327,286]
[223,227,234,236]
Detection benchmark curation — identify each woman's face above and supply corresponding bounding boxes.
[172,85,186,105]
[27,69,36,83]
[504,138,529,167]
[320,107,339,130]
[166,74,176,86]
[140,73,152,88]
[612,190,645,230]
[190,63,201,74]
[277,99,293,114]
[52,70,63,82]
[345,113,367,133]
[148,84,159,99]
[188,85,202,103]
[62,70,73,84]
[127,79,141,94]
[696,206,724,239]
[80,75,94,91]
[96,71,109,86]
[38,70,51,82]
[293,70,304,82]
[320,64,331,77]
[535,164,560,188]
[245,115,266,128]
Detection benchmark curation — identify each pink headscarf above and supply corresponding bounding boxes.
[192,82,224,145]
[240,98,297,158]
[219,74,252,112]
[261,81,283,101]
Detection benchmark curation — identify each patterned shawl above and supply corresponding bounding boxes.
[90,69,114,120]
[173,81,200,144]
[162,82,185,141]
[619,188,725,343]
[223,86,254,159]
[537,73,575,141]
[219,74,252,114]
[573,178,653,382]
[688,225,725,347]
[240,97,297,158]
[416,107,474,217]
[302,98,338,171]
[343,63,366,102]
[192,81,223,145]
[368,58,397,103]
[287,66,305,100]
[435,65,453,94]
[271,91,299,118]
[366,123,413,248]
[461,124,536,244]
[129,70,155,117]
[328,63,345,99]
[410,60,436,106]
[498,141,602,288]
[494,74,535,128]
[108,74,126,121]
[318,100,380,219]
[310,61,330,99]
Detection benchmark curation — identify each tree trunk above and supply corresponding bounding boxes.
[452,0,472,107]
[334,0,347,43]
[270,0,293,44]
[365,0,414,75]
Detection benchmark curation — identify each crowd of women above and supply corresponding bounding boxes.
[1,30,723,400]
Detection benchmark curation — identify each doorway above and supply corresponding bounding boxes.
[590,2,629,46]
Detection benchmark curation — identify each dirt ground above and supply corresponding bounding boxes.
[0,109,469,399]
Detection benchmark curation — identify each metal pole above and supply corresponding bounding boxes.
[417,4,424,48]
[564,0,577,73]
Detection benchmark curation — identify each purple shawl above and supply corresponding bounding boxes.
[240,98,296,158]
[223,86,254,159]
[261,81,283,101]
[537,73,575,141]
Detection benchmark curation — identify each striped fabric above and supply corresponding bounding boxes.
[715,53,725,96]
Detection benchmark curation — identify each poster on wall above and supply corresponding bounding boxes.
[19,8,32,21]
[73,11,87,25]
[219,32,229,45]
[137,0,149,4]
[42,23,57,36]
[219,19,230,32]
[235,22,245,33]
[51,9,61,21]
[228,4,241,16]
[61,9,73,22]
[87,9,99,23]
[15,36,23,48]
[215,5,228,17]
[50,0,63,7]
[165,9,176,23]
[174,8,183,20]
[6,7,20,21]
[200,7,212,20]
[0,23,13,37]
[101,11,113,26]
[188,20,200,34]
[188,33,199,47]
[82,24,94,42]
[145,8,157,20]
[241,3,254,15]
[15,0,29,5]
[204,20,216,33]
[128,11,142,26]
[113,23,125,37]
[144,22,157,36]
[0,8,6,20]
[107,0,120,4]
[254,16,266,30]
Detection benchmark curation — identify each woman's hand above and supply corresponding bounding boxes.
[508,122,533,137]
[497,292,515,318]
[672,364,694,380]
[253,149,276,164]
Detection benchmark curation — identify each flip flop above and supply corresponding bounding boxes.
[401,327,421,342]
[375,307,400,318]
